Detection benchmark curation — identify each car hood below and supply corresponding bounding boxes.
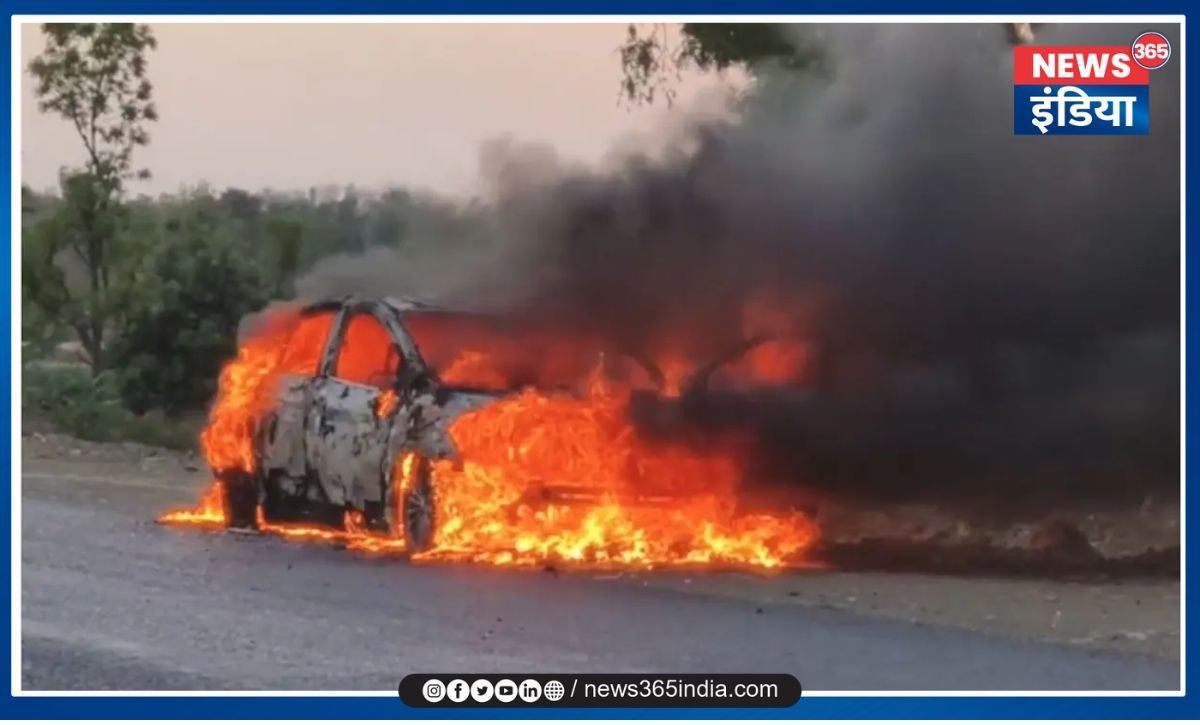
[397,386,513,461]
[438,388,510,420]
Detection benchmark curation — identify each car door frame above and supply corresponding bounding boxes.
[303,300,425,513]
[257,302,342,497]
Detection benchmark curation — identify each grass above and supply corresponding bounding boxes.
[22,361,204,451]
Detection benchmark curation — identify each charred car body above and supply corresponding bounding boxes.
[220,297,515,550]
[219,295,731,550]
[218,296,809,550]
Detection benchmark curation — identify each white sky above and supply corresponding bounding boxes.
[19,22,730,199]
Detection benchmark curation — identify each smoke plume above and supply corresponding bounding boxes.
[301,23,1182,509]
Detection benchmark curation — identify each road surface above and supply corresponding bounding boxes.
[20,464,1180,692]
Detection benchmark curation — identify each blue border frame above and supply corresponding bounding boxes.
[3,7,1192,719]
[0,2,1193,12]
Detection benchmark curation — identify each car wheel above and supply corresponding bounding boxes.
[222,472,259,531]
[402,457,436,552]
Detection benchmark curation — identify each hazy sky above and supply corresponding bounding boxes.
[20,22,725,198]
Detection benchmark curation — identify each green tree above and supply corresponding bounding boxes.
[109,214,268,415]
[25,23,158,373]
[618,22,1036,106]
[365,189,413,247]
[618,23,826,106]
[265,216,303,295]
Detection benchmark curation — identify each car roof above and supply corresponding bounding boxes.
[297,295,509,319]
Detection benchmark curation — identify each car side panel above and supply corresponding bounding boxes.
[260,374,313,483]
[306,377,392,509]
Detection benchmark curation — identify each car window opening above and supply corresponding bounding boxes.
[279,311,336,377]
[335,313,403,389]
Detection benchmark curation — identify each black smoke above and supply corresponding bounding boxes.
[473,23,1181,510]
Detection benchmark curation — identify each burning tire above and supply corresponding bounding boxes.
[221,473,259,531]
[401,456,436,552]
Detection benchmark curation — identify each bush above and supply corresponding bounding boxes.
[22,362,201,450]
[23,363,120,434]
[109,221,268,415]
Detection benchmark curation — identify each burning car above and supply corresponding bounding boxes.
[213,297,501,550]
[162,295,818,570]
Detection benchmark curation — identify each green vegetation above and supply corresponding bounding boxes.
[21,23,495,446]
[22,180,494,439]
[23,363,202,450]
[617,23,828,106]
[25,23,159,375]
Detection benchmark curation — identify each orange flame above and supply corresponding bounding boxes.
[199,306,327,474]
[439,350,511,390]
[158,479,226,526]
[414,367,816,569]
[374,389,400,420]
[729,339,812,388]
[160,308,819,571]
[657,355,691,398]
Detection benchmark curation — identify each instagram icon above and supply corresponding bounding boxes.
[422,678,445,703]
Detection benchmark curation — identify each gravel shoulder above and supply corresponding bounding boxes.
[638,570,1179,660]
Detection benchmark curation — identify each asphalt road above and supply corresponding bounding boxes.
[20,468,1180,692]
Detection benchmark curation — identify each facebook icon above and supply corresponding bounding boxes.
[447,678,470,703]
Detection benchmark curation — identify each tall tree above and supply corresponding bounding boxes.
[618,22,1033,106]
[618,23,825,106]
[26,23,158,373]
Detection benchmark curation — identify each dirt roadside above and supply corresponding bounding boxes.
[633,570,1178,661]
[19,430,1180,662]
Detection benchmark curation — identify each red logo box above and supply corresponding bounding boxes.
[1013,45,1150,85]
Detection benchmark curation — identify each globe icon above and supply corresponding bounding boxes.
[543,680,565,701]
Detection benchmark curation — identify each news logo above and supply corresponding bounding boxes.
[1013,38,1167,135]
[1131,31,1171,70]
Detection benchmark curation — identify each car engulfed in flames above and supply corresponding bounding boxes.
[159,296,818,570]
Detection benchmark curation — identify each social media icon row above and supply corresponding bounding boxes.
[422,677,563,704]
